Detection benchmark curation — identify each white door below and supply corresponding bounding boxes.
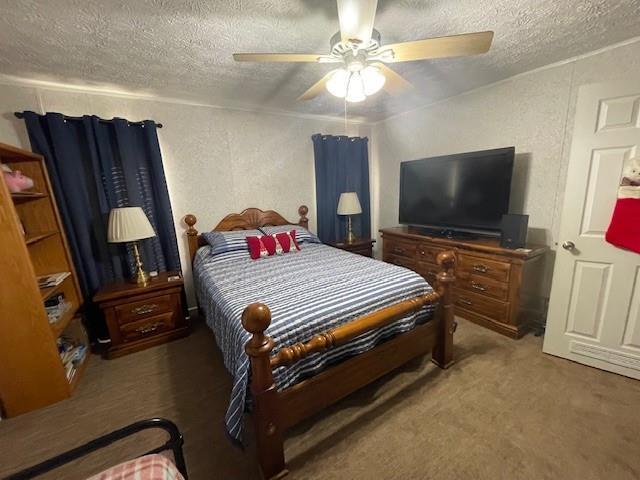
[543,81,640,379]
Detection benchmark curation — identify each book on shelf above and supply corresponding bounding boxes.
[45,293,71,324]
[37,272,70,289]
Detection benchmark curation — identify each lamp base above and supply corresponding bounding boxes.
[346,216,356,244]
[131,242,150,286]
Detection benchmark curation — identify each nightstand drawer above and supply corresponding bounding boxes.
[119,312,175,342]
[115,294,174,325]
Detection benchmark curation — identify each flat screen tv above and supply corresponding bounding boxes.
[399,147,515,235]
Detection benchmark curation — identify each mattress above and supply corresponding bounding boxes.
[193,242,435,441]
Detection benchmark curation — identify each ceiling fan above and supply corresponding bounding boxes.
[233,0,493,103]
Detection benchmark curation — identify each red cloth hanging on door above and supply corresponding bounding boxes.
[605,158,640,254]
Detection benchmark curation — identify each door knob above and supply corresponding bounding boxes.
[562,241,576,251]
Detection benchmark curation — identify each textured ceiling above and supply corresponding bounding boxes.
[1,0,639,122]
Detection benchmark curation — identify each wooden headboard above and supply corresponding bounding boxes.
[183,205,309,263]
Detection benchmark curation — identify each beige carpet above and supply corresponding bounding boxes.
[1,318,639,480]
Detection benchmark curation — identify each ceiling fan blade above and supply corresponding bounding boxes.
[383,31,494,63]
[297,71,336,101]
[372,63,414,96]
[337,0,378,44]
[233,53,324,63]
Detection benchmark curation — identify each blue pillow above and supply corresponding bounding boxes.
[259,225,321,244]
[202,230,262,256]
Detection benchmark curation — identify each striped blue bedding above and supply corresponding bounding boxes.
[193,242,436,442]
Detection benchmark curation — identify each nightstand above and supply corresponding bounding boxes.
[329,238,375,257]
[94,272,189,359]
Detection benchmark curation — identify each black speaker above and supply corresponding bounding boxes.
[500,214,528,249]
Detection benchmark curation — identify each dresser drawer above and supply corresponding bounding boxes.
[383,238,416,259]
[416,243,445,264]
[115,294,174,325]
[119,311,175,342]
[457,274,509,301]
[458,254,511,283]
[416,261,439,286]
[385,253,417,270]
[454,290,508,323]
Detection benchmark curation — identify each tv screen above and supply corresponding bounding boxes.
[399,147,515,233]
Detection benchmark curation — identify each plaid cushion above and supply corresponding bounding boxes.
[87,454,184,480]
[202,230,262,256]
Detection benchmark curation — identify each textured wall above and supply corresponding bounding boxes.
[371,39,640,297]
[0,85,368,306]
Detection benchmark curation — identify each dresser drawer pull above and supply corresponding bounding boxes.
[459,297,473,306]
[135,321,163,335]
[393,247,405,254]
[471,281,488,292]
[131,303,159,315]
[419,250,426,256]
[473,264,489,273]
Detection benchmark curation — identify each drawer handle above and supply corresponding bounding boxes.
[471,281,487,292]
[419,250,426,256]
[135,322,163,335]
[393,247,405,254]
[473,264,489,273]
[132,303,159,315]
[459,297,473,306]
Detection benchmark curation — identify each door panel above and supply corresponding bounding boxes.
[622,267,640,350]
[543,81,640,379]
[580,147,635,236]
[565,261,611,339]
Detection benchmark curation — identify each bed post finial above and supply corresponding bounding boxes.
[242,304,287,479]
[433,250,456,369]
[184,214,199,262]
[298,205,309,230]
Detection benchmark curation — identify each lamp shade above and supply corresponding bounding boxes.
[107,207,156,243]
[337,192,362,215]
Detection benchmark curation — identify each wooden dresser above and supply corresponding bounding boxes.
[380,227,548,338]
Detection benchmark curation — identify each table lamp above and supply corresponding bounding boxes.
[337,192,362,244]
[107,207,156,286]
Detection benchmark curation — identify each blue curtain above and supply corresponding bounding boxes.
[312,134,371,243]
[22,112,181,339]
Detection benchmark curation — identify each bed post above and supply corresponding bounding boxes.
[432,251,457,369]
[184,214,199,262]
[242,303,287,480]
[298,205,309,230]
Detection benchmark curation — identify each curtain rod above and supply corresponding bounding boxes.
[14,112,163,128]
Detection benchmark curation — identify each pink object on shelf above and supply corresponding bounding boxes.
[2,164,34,193]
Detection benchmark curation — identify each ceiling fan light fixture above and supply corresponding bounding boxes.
[361,65,385,95]
[345,71,366,103]
[326,69,350,98]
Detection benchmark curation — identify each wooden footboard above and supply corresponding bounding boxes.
[242,251,456,479]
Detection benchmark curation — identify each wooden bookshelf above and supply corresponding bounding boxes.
[0,142,88,417]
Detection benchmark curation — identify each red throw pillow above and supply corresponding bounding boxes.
[247,231,300,260]
[246,235,277,259]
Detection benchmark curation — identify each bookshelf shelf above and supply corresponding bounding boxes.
[25,231,58,245]
[11,191,48,203]
[49,301,78,338]
[0,142,86,417]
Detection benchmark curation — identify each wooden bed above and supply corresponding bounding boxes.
[184,205,457,479]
